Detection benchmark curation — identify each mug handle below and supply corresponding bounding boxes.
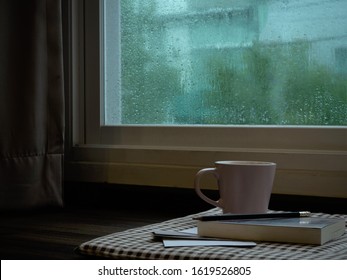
[194,168,221,208]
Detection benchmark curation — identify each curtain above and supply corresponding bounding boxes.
[0,0,64,209]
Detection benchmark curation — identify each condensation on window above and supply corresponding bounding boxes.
[104,0,347,126]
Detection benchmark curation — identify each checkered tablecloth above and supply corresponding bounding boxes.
[77,208,347,260]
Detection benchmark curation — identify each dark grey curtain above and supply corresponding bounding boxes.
[0,0,64,209]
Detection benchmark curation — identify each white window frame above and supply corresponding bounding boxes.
[64,0,347,198]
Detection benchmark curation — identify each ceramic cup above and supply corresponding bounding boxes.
[194,161,276,214]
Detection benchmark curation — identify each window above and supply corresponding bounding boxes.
[65,0,347,199]
[104,0,346,126]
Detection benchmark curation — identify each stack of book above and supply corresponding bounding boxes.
[153,212,345,247]
[195,211,345,245]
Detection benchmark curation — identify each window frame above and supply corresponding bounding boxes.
[64,0,347,198]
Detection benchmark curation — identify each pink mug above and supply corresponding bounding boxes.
[194,161,276,214]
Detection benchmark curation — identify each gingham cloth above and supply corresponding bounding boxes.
[77,208,347,260]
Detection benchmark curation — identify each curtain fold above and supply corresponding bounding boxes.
[0,0,64,209]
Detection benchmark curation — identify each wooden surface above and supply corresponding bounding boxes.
[1,183,346,259]
[0,207,177,259]
[0,184,213,259]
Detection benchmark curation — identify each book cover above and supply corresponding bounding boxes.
[197,217,345,245]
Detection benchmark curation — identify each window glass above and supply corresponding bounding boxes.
[104,0,347,126]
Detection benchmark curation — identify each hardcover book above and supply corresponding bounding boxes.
[197,217,345,245]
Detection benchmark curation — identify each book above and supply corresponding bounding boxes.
[197,217,345,245]
[152,228,256,247]
[162,239,256,248]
